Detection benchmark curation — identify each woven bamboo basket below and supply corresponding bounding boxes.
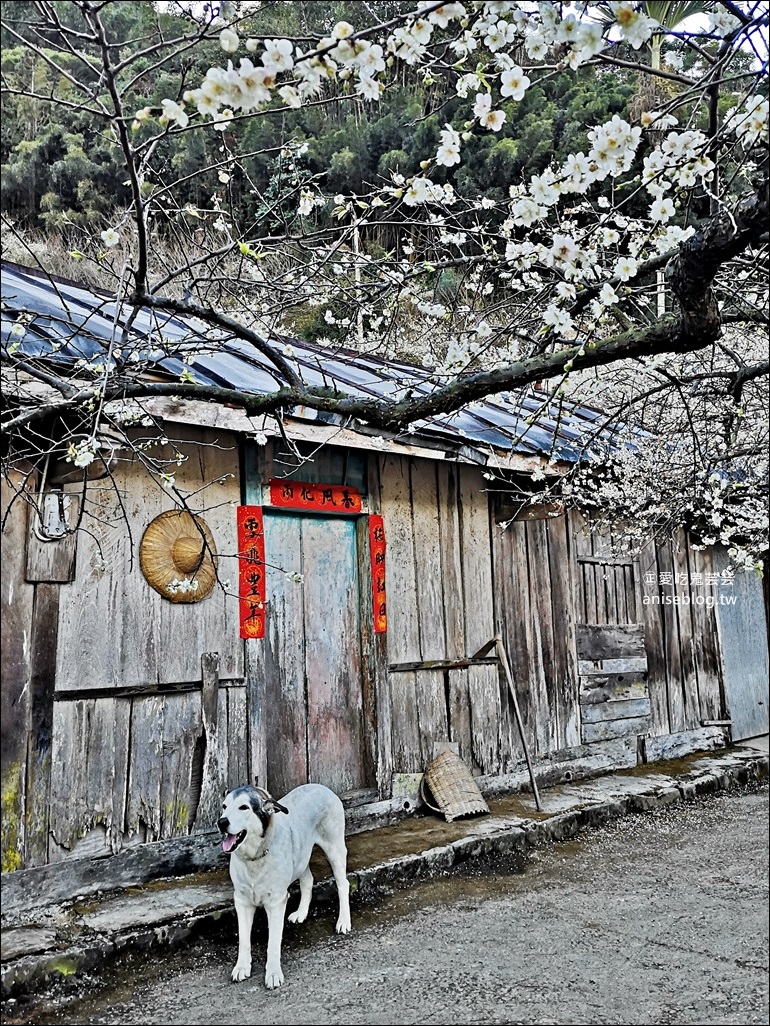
[420,749,490,822]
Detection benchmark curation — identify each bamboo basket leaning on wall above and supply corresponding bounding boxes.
[420,749,490,822]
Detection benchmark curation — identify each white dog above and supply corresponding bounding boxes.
[217,782,351,988]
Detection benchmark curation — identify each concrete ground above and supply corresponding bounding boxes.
[1,743,768,1024]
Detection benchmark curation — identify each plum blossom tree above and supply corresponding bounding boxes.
[1,0,768,565]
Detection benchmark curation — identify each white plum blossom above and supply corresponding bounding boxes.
[456,72,482,98]
[473,92,506,131]
[599,282,619,305]
[219,27,239,53]
[100,228,121,248]
[614,255,638,282]
[262,38,294,72]
[278,85,301,108]
[650,196,676,222]
[500,65,530,101]
[724,95,769,148]
[610,1,657,49]
[542,303,574,335]
[67,440,97,467]
[436,123,461,167]
[708,10,742,37]
[356,76,382,100]
[298,190,315,216]
[159,98,188,129]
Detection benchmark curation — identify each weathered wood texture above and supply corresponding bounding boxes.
[712,549,769,741]
[493,508,581,765]
[47,679,242,859]
[54,425,242,691]
[1,475,35,873]
[570,518,727,748]
[379,457,503,776]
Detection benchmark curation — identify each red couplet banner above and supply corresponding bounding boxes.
[237,505,266,639]
[369,514,387,633]
[269,478,362,513]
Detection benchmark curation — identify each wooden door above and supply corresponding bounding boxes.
[262,511,366,796]
[713,549,769,740]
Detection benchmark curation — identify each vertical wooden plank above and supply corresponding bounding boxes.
[672,529,700,729]
[548,515,580,749]
[638,540,669,737]
[498,519,533,762]
[364,448,392,797]
[573,511,596,624]
[625,563,638,624]
[656,539,686,732]
[414,669,449,761]
[527,520,558,755]
[25,491,80,583]
[125,695,164,842]
[410,461,446,662]
[380,454,421,773]
[25,583,60,866]
[227,686,249,789]
[489,501,515,771]
[303,516,364,793]
[468,664,501,773]
[459,467,500,772]
[390,670,422,773]
[713,547,769,739]
[1,477,34,872]
[438,464,472,762]
[48,699,89,858]
[194,653,226,831]
[688,545,724,723]
[110,698,131,850]
[49,695,130,859]
[157,691,201,838]
[262,512,307,796]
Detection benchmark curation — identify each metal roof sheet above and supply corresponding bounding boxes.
[2,262,631,463]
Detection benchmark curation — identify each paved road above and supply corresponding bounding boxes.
[5,784,768,1026]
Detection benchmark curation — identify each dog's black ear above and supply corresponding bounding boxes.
[267,799,289,815]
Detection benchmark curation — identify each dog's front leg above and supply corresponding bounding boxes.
[264,894,288,989]
[232,896,256,982]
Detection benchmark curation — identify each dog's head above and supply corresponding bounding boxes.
[217,785,288,855]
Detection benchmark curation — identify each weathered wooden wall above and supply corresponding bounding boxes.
[494,509,581,763]
[1,473,36,872]
[379,456,505,776]
[2,427,243,868]
[494,509,728,764]
[2,433,746,877]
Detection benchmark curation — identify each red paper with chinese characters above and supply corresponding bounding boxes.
[368,515,387,633]
[237,506,266,639]
[269,479,362,513]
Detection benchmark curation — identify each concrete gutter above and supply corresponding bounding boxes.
[1,744,767,1003]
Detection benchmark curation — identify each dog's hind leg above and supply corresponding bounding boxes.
[288,867,313,924]
[318,840,351,934]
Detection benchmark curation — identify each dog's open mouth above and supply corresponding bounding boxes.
[221,830,247,854]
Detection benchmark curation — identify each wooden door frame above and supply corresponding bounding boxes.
[242,441,389,797]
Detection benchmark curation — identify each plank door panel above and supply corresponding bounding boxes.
[263,513,308,796]
[302,515,365,793]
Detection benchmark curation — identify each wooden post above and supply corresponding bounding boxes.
[495,634,543,812]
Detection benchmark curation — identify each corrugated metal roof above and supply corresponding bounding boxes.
[1,261,632,463]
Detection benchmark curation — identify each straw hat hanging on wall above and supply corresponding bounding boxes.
[140,509,218,603]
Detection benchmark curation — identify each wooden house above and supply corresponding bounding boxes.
[2,262,768,888]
